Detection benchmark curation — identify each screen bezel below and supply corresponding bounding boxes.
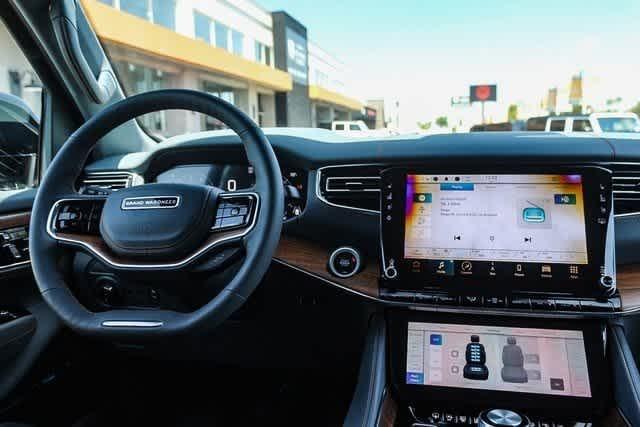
[387,311,609,417]
[381,166,612,297]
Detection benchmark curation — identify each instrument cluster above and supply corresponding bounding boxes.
[154,164,307,220]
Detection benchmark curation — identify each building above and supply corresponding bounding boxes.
[307,41,361,129]
[73,0,366,137]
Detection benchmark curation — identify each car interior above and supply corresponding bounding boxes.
[2,1,640,426]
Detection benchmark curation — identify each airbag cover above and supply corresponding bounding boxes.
[99,183,218,260]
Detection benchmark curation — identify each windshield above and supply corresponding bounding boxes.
[88,0,640,139]
[597,117,640,133]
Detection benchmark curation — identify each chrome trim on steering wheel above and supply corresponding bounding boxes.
[45,192,259,269]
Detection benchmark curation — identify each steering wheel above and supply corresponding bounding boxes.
[29,89,283,340]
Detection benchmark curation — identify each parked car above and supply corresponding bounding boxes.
[331,120,371,136]
[545,112,640,134]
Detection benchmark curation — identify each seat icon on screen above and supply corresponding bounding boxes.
[522,201,546,223]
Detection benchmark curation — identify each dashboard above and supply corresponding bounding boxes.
[76,130,640,424]
[79,130,640,316]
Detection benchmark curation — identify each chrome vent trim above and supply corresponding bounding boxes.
[316,164,383,213]
[325,176,380,193]
[612,167,640,216]
[78,172,143,192]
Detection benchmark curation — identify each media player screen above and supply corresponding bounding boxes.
[403,174,588,265]
[406,322,592,397]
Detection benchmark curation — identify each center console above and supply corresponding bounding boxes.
[379,167,618,312]
[345,166,629,427]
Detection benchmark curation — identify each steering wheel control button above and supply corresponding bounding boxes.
[54,199,104,234]
[328,247,361,278]
[212,194,255,231]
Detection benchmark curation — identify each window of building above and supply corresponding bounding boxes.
[215,22,229,50]
[572,119,593,132]
[152,0,176,30]
[194,11,212,44]
[120,0,149,20]
[116,62,170,135]
[254,41,263,63]
[119,0,175,29]
[202,81,236,130]
[264,46,271,66]
[232,30,244,56]
[254,42,272,66]
[550,120,565,131]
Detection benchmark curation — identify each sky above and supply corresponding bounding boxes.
[259,0,640,131]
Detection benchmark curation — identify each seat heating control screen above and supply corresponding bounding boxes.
[406,322,592,397]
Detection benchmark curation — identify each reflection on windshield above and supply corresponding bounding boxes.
[597,118,640,133]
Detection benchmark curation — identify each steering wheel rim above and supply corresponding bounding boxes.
[29,89,283,340]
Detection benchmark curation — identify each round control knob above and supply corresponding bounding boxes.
[600,275,615,294]
[328,247,361,278]
[478,409,528,427]
[384,265,398,279]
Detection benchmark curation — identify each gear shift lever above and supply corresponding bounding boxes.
[478,409,529,427]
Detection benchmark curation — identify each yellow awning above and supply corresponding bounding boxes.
[81,0,292,92]
[308,85,362,111]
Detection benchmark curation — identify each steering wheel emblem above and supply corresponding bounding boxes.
[121,196,181,210]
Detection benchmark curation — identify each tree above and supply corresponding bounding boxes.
[435,116,448,128]
[417,121,431,131]
[507,104,518,122]
[631,102,640,116]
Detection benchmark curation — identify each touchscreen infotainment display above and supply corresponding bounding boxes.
[404,174,588,275]
[406,322,591,397]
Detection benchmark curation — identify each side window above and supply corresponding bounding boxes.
[334,124,345,131]
[572,119,593,132]
[349,124,360,131]
[550,120,565,131]
[0,20,41,191]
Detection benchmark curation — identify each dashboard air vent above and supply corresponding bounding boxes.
[612,169,640,215]
[78,172,141,193]
[318,165,383,212]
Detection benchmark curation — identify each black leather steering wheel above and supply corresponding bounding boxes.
[29,89,283,339]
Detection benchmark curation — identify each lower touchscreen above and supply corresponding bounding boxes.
[406,322,591,397]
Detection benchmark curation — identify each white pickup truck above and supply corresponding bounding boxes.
[331,120,396,138]
[545,112,640,134]
[331,120,371,136]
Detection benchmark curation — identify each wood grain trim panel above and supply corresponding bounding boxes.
[0,212,30,229]
[617,264,640,311]
[274,235,379,298]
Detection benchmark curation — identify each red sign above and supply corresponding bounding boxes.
[470,85,497,102]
